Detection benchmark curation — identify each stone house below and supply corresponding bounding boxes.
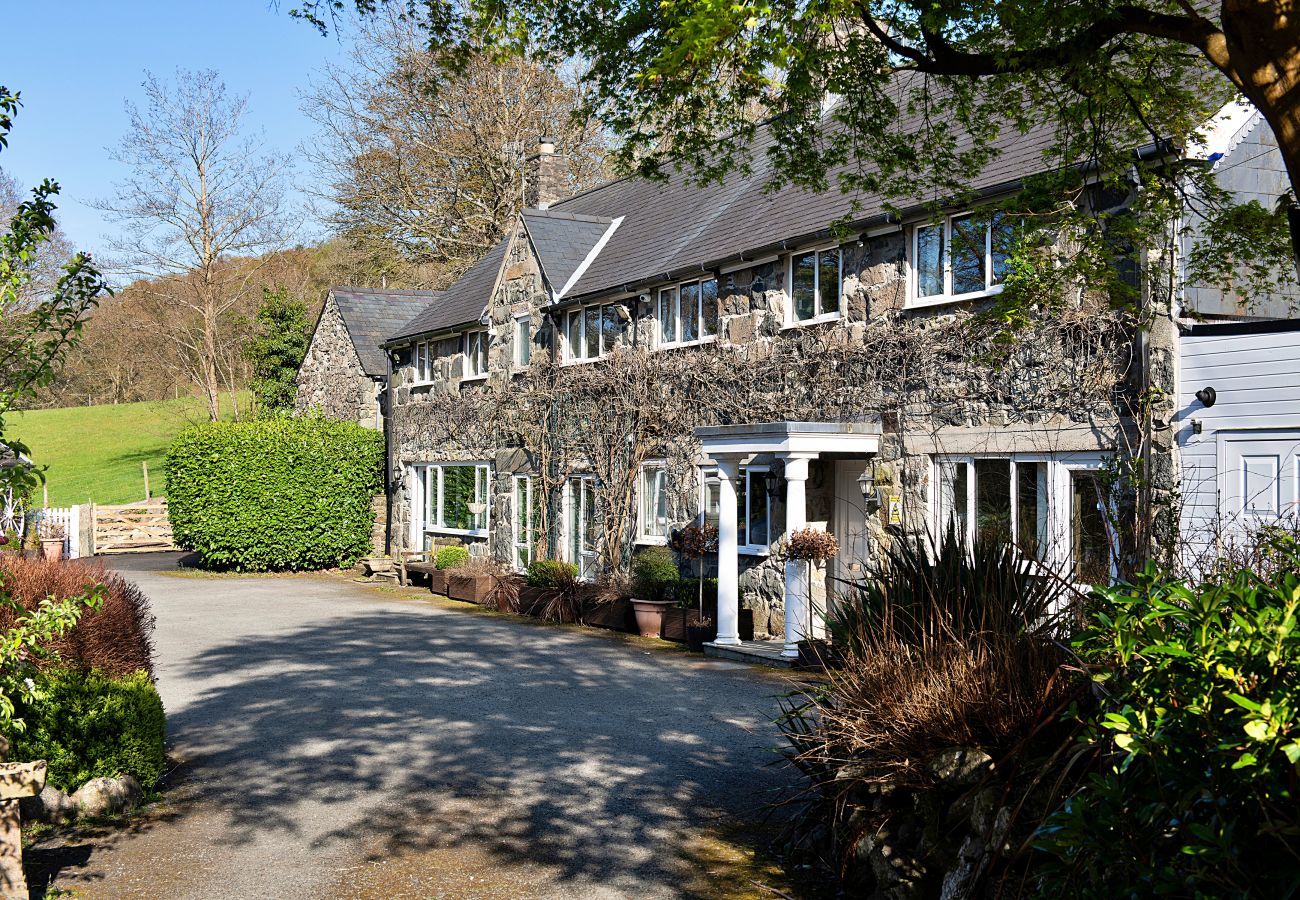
[297,287,440,429]
[331,104,1297,662]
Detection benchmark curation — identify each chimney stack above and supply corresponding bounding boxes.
[524,136,565,210]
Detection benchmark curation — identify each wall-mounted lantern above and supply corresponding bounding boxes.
[857,464,884,513]
[1195,386,1217,408]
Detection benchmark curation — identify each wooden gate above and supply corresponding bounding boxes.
[93,498,175,554]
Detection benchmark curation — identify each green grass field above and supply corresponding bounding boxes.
[9,395,244,507]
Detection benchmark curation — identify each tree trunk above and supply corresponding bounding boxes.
[201,307,221,422]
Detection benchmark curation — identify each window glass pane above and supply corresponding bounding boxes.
[680,281,700,343]
[442,465,478,530]
[701,278,719,337]
[567,311,582,359]
[748,472,769,546]
[792,251,817,320]
[1016,462,1049,559]
[703,476,720,529]
[990,213,1012,285]
[974,458,1012,544]
[584,306,601,358]
[424,467,436,529]
[938,461,968,539]
[642,467,667,538]
[916,225,944,298]
[601,304,625,355]
[951,214,987,295]
[659,288,678,344]
[1071,471,1110,583]
[581,480,596,553]
[567,480,581,563]
[474,466,488,530]
[818,249,841,317]
[736,470,748,546]
[515,317,531,365]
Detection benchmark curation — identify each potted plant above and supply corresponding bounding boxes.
[446,554,496,604]
[629,546,678,637]
[430,545,469,594]
[671,524,718,650]
[38,520,65,561]
[785,527,840,667]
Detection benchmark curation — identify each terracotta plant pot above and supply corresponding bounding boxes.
[428,569,449,595]
[40,538,63,562]
[629,599,675,638]
[447,573,491,604]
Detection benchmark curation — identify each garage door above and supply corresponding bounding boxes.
[1222,431,1300,527]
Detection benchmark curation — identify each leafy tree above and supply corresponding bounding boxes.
[292,0,1300,293]
[245,286,309,417]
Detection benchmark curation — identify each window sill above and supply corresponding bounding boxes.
[460,374,488,384]
[782,312,842,331]
[425,527,488,539]
[562,355,604,367]
[659,335,718,351]
[635,535,668,546]
[738,546,770,557]
[906,284,1004,310]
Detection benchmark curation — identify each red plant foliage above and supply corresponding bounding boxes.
[0,555,156,679]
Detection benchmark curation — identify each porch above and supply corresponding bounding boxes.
[695,420,882,661]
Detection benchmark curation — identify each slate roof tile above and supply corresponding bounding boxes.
[330,287,443,375]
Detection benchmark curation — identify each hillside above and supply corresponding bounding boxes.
[9,395,243,507]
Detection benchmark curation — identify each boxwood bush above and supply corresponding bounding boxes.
[526,559,579,587]
[166,417,385,571]
[435,546,470,570]
[8,668,166,792]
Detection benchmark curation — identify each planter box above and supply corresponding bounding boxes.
[517,585,549,617]
[660,607,689,642]
[446,573,491,604]
[739,608,755,642]
[585,597,633,632]
[428,569,449,595]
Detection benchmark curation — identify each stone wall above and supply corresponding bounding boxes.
[386,223,1136,636]
[296,297,382,428]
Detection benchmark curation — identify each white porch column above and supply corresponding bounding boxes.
[714,456,743,646]
[781,454,814,659]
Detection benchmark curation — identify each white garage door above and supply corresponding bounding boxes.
[1222,431,1300,527]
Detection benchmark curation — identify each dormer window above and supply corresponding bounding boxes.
[463,329,488,378]
[911,212,1011,307]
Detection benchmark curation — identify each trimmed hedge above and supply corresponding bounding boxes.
[435,546,470,570]
[166,417,385,571]
[526,559,579,587]
[9,668,166,792]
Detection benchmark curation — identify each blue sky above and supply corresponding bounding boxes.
[2,1,354,258]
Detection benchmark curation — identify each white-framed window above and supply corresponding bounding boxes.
[414,341,434,384]
[513,313,532,367]
[564,475,599,579]
[933,453,1115,584]
[658,277,719,347]
[566,301,628,362]
[788,247,842,324]
[416,463,491,536]
[911,212,1011,307]
[512,475,537,570]
[701,466,771,554]
[463,329,488,378]
[638,462,669,543]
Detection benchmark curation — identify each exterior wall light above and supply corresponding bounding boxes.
[858,464,883,513]
[1195,386,1217,407]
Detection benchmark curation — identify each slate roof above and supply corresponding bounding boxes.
[330,287,442,376]
[384,102,1062,343]
[388,239,510,343]
[521,209,617,299]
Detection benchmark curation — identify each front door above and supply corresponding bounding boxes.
[1221,430,1300,539]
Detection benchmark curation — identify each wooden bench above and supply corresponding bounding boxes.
[398,550,437,587]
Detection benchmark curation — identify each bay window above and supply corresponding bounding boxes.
[463,329,488,378]
[913,212,1012,306]
[702,466,771,552]
[658,277,719,347]
[566,301,627,362]
[934,454,1113,583]
[639,463,669,542]
[416,463,491,536]
[789,247,842,323]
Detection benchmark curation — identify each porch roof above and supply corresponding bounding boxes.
[694,420,881,458]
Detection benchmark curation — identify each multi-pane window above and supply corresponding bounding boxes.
[934,454,1112,583]
[639,463,669,542]
[658,278,719,346]
[414,341,434,383]
[702,467,771,552]
[512,475,538,569]
[566,302,627,361]
[463,330,488,378]
[565,475,598,579]
[418,463,490,534]
[513,314,532,367]
[789,248,842,322]
[914,212,1012,305]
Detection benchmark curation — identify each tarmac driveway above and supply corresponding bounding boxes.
[26,554,802,899]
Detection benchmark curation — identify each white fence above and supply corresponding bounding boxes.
[30,505,83,559]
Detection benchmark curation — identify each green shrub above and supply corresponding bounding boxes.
[165,417,384,571]
[1035,562,1300,896]
[526,559,579,587]
[675,577,718,609]
[631,546,678,602]
[435,546,470,570]
[9,668,166,792]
